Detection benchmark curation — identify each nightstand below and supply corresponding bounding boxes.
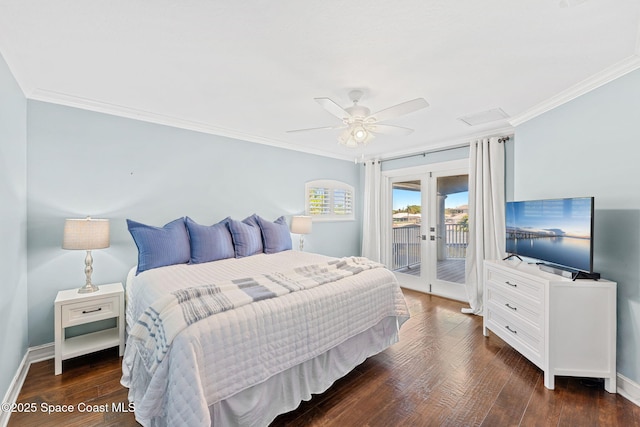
[54,282,125,375]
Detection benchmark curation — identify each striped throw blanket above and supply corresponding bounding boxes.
[129,256,383,374]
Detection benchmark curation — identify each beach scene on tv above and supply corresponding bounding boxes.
[505,197,593,272]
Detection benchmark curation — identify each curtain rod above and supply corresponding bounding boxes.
[365,135,511,165]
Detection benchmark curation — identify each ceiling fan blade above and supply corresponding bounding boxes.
[286,124,347,133]
[368,123,414,136]
[369,98,429,123]
[314,97,352,120]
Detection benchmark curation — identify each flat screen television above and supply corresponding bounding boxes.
[505,196,595,275]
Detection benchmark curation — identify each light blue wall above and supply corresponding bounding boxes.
[380,145,470,171]
[514,69,640,385]
[0,53,28,398]
[26,101,362,346]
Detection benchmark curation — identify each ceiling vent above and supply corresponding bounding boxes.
[458,108,509,126]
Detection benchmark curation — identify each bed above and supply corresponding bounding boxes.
[121,217,409,426]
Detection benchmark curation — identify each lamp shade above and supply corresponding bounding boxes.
[62,217,110,250]
[290,216,312,235]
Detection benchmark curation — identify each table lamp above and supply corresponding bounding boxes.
[290,216,312,251]
[62,217,110,293]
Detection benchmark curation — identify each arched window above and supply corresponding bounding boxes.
[305,180,354,221]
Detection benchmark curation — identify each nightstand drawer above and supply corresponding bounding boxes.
[61,296,119,327]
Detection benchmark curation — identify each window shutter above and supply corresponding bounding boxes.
[332,188,353,216]
[308,187,331,216]
[305,180,355,221]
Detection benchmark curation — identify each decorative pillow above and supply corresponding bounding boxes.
[256,215,292,254]
[185,216,235,264]
[127,217,191,274]
[227,214,264,258]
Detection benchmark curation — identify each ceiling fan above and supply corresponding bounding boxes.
[287,90,429,148]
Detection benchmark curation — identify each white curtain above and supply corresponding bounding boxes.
[463,137,506,315]
[361,159,382,262]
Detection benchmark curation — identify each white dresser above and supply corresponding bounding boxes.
[483,260,616,392]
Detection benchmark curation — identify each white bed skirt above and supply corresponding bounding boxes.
[211,315,401,426]
[137,315,401,427]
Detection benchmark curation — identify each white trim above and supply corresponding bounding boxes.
[18,55,640,163]
[617,373,640,407]
[0,39,35,97]
[509,54,640,126]
[27,342,55,364]
[0,352,28,427]
[28,87,516,164]
[27,88,356,162]
[305,179,355,222]
[381,159,469,300]
[378,126,514,163]
[0,343,54,427]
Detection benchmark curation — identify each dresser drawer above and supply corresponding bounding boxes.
[486,283,542,329]
[486,267,543,304]
[485,306,543,367]
[61,296,120,327]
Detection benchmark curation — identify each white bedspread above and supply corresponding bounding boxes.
[121,251,409,427]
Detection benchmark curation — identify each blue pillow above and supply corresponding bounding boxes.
[256,215,292,254]
[127,217,191,274]
[227,215,264,258]
[185,216,235,264]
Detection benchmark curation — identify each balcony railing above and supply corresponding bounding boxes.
[444,222,468,259]
[392,224,421,271]
[392,223,468,271]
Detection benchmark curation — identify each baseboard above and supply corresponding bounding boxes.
[617,373,640,407]
[0,343,54,427]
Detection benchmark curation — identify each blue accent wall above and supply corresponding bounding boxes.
[26,101,362,346]
[514,68,640,385]
[0,52,28,399]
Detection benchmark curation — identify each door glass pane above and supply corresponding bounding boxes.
[392,180,421,275]
[437,175,468,284]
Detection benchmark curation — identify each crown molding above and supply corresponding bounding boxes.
[0,42,36,98]
[27,88,357,162]
[509,54,640,127]
[377,125,515,163]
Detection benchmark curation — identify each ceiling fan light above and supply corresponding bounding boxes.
[352,126,368,143]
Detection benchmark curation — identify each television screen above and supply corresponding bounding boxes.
[505,197,594,273]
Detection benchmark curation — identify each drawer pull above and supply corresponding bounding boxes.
[505,325,517,334]
[505,303,517,311]
[82,307,102,314]
[505,281,517,287]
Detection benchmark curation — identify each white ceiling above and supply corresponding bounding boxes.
[1,0,639,161]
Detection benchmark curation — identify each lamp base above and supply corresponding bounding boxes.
[78,283,100,293]
[78,249,99,293]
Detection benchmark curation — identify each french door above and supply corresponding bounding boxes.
[383,159,469,302]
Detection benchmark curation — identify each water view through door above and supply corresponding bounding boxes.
[391,168,469,300]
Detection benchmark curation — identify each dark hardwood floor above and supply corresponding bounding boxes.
[9,289,640,426]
